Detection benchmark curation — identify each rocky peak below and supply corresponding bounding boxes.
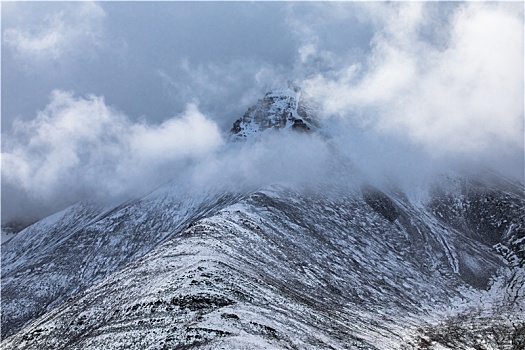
[230,84,319,141]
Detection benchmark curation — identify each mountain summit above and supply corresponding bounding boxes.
[230,84,319,141]
[1,88,524,349]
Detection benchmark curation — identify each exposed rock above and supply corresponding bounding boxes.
[229,87,317,141]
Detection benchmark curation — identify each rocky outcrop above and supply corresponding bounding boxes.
[230,86,317,140]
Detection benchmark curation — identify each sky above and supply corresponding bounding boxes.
[1,1,524,224]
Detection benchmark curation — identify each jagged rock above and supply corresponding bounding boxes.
[291,119,310,132]
[229,87,317,141]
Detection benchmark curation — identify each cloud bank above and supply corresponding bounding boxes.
[302,2,523,167]
[2,91,223,221]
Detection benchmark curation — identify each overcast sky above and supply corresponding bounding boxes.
[2,1,524,223]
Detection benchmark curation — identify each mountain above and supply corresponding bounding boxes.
[1,87,524,349]
[1,184,246,340]
[230,84,319,140]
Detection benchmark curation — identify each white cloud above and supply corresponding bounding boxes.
[129,104,223,164]
[303,2,524,160]
[191,132,334,192]
[3,2,106,64]
[1,91,223,204]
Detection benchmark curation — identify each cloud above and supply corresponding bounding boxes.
[301,2,524,166]
[191,132,334,192]
[2,2,523,224]
[1,91,223,218]
[2,2,106,64]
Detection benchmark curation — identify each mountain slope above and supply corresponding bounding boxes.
[2,179,523,349]
[1,183,246,339]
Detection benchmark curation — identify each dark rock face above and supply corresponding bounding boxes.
[426,176,525,291]
[170,294,234,311]
[291,119,310,132]
[429,184,525,247]
[230,119,242,134]
[362,186,399,223]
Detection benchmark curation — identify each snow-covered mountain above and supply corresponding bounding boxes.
[230,84,319,141]
[1,87,524,349]
[1,183,247,340]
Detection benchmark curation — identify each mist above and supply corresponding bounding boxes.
[2,2,523,224]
